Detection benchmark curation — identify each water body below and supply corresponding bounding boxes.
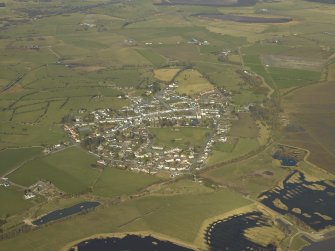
[32,201,100,226]
[155,0,257,7]
[302,238,335,251]
[272,152,298,166]
[205,211,276,251]
[306,0,335,3]
[192,13,292,23]
[70,234,194,251]
[259,170,335,230]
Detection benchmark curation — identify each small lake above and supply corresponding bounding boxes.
[306,0,335,3]
[205,211,276,251]
[192,13,292,23]
[272,153,297,166]
[32,201,100,226]
[69,234,194,251]
[302,238,335,251]
[155,0,257,7]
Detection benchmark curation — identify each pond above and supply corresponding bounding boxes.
[272,152,298,166]
[306,0,335,3]
[302,238,335,251]
[32,201,100,226]
[69,234,194,251]
[192,13,292,23]
[155,0,257,7]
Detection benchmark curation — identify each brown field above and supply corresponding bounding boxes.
[73,65,106,72]
[154,68,180,82]
[281,80,335,173]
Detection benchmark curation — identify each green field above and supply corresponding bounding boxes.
[8,147,99,194]
[0,188,251,251]
[243,45,323,90]
[207,138,260,166]
[149,127,212,149]
[93,168,161,198]
[203,150,290,198]
[175,69,214,97]
[230,113,259,138]
[267,67,321,88]
[0,147,42,176]
[0,187,34,217]
[0,0,335,249]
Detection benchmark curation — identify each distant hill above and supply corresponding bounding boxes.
[306,0,335,3]
[154,0,257,7]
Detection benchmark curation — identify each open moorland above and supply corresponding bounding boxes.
[0,0,335,251]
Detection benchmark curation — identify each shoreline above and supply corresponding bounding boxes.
[60,231,201,251]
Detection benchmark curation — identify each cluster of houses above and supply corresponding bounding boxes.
[0,178,10,187]
[64,83,233,175]
[64,124,80,143]
[188,38,210,46]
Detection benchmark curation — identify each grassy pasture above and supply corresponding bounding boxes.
[244,53,321,89]
[153,68,180,82]
[206,138,260,166]
[153,44,201,62]
[152,179,214,196]
[175,69,214,96]
[149,127,212,149]
[0,147,42,176]
[267,67,321,89]
[0,123,67,148]
[232,90,265,105]
[194,63,243,90]
[0,187,34,217]
[136,48,167,66]
[93,168,161,198]
[0,188,251,251]
[203,150,290,198]
[213,139,238,153]
[130,189,251,243]
[230,113,259,138]
[8,147,99,194]
[243,54,275,88]
[0,1,334,250]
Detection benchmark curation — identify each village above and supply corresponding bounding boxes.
[63,82,234,177]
